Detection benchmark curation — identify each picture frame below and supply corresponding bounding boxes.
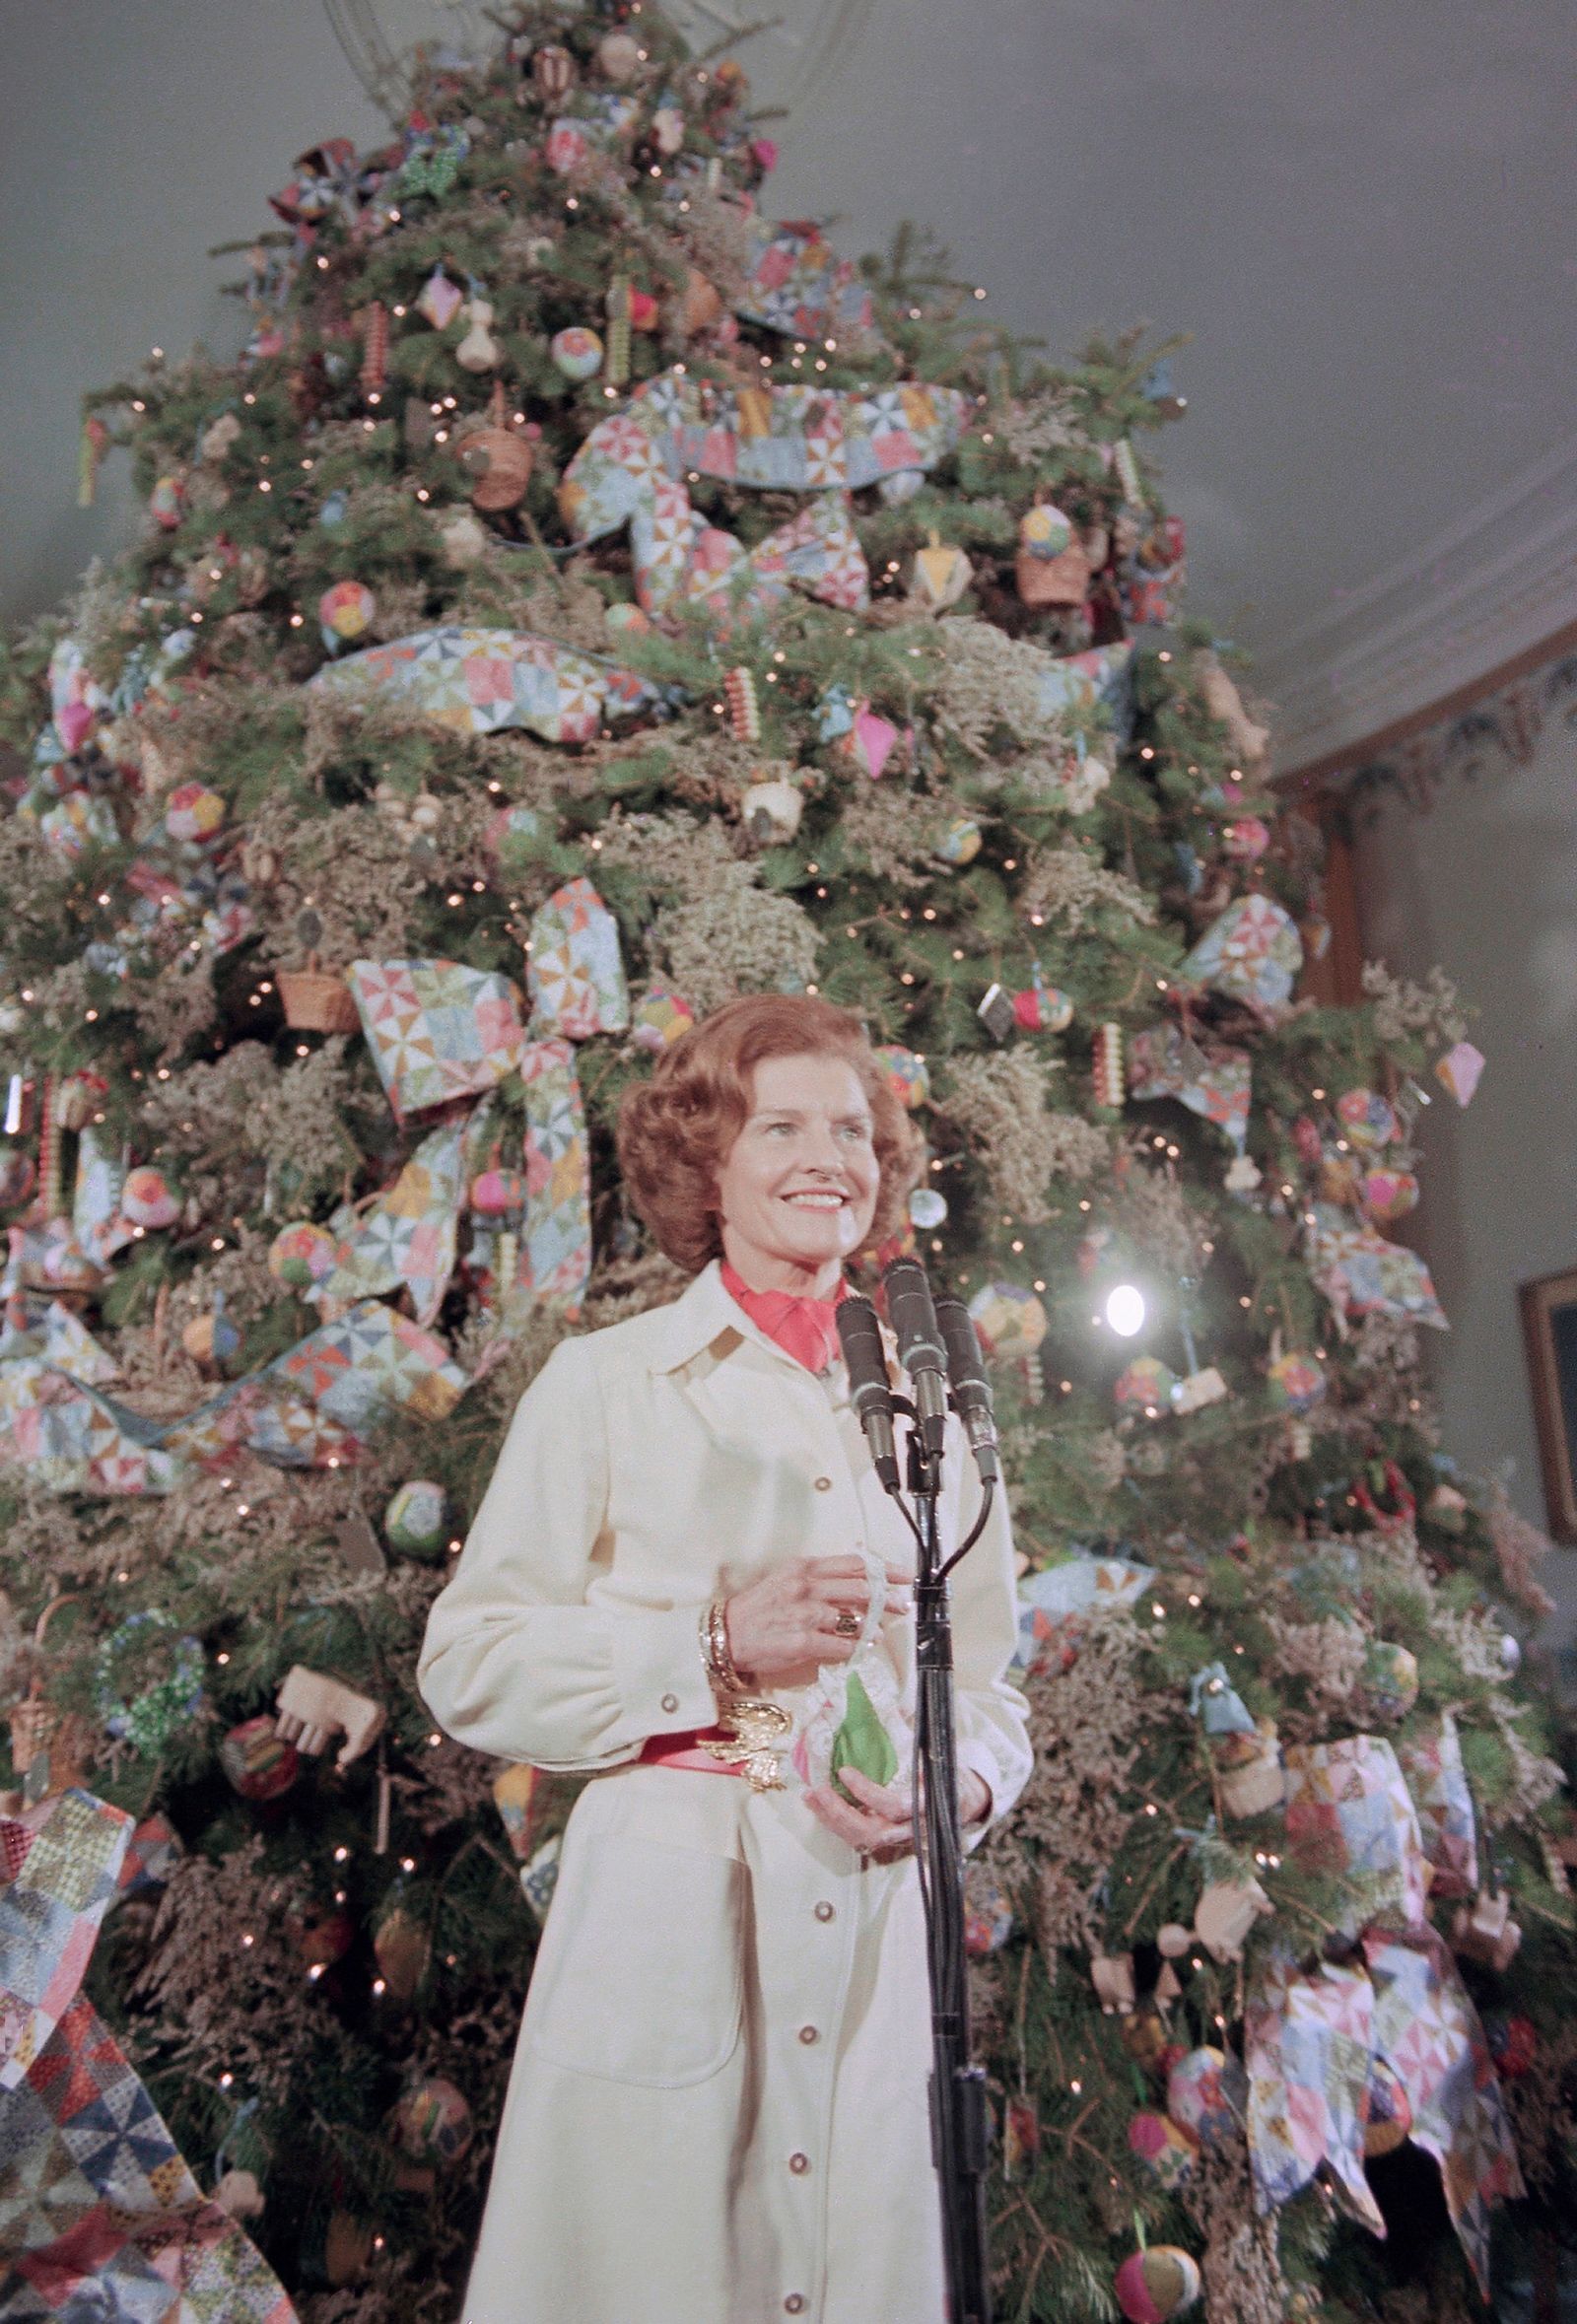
[1519,1264,1577,1543]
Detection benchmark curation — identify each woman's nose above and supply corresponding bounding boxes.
[800,1123,844,1172]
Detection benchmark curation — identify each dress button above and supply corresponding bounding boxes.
[814,1900,834,1922]
[798,2024,819,2045]
[788,2152,810,2174]
[660,1693,679,1714]
[785,2299,806,2316]
[813,1475,833,1491]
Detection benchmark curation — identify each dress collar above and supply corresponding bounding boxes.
[719,1259,847,1374]
[649,1258,842,1376]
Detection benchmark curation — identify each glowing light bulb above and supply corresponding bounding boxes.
[1105,1283,1145,1337]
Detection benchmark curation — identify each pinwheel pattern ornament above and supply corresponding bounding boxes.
[347,958,526,1120]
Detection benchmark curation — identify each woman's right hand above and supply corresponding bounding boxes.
[723,1556,912,1686]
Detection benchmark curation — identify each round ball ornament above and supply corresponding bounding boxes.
[120,1167,180,1230]
[292,1902,355,1969]
[1486,2013,1539,2080]
[1268,1348,1326,1414]
[1156,1922,1193,1958]
[221,1714,301,1802]
[909,1188,948,1232]
[1361,2056,1413,2157]
[1128,2110,1199,2190]
[384,1479,448,1559]
[1115,1356,1179,1416]
[95,1612,205,1754]
[1337,1087,1398,1151]
[1358,1639,1419,1722]
[605,599,651,637]
[1115,2245,1201,2324]
[1361,1167,1419,1223]
[318,581,376,645]
[470,1168,525,1217]
[632,987,695,1053]
[1166,2046,1243,2151]
[967,1282,1048,1363]
[741,780,804,848]
[1012,984,1073,1034]
[374,1904,433,2000]
[596,30,642,80]
[1019,501,1073,561]
[268,1221,337,1292]
[1222,816,1271,861]
[550,326,604,382]
[181,1304,240,1371]
[872,1045,930,1111]
[935,817,982,867]
[963,1865,1015,1957]
[165,782,226,844]
[390,2076,473,2167]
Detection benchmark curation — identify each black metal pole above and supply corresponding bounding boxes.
[908,1433,992,2324]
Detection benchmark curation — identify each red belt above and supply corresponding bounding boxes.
[639,1727,745,1776]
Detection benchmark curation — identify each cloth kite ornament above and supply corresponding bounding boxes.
[736,216,874,341]
[1282,1734,1429,1934]
[1179,894,1304,1013]
[1009,1550,1153,1679]
[1127,1023,1251,1151]
[1308,1204,1448,1331]
[525,878,629,1041]
[0,1789,297,2322]
[347,958,526,1121]
[1036,640,1136,746]
[309,626,664,744]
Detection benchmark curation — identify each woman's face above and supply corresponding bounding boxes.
[714,1051,881,1291]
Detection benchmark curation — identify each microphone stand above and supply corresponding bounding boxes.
[886,1390,994,2324]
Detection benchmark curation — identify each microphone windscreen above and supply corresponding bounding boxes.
[934,1296,988,1391]
[882,1256,945,1368]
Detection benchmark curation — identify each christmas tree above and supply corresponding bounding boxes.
[1,7,1573,2319]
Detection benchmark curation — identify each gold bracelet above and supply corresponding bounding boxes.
[701,1597,749,1695]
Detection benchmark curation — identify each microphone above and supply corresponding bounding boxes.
[933,1297,1001,1487]
[835,1295,901,1494]
[882,1257,949,1459]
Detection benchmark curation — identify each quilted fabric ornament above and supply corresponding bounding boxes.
[551,325,604,381]
[1245,1948,1380,2228]
[909,530,971,610]
[165,780,227,843]
[391,2076,473,2166]
[384,1477,448,1557]
[1167,2045,1244,2150]
[631,987,695,1052]
[347,957,526,1119]
[525,878,629,1041]
[1038,639,1136,743]
[514,1039,593,1308]
[1336,1087,1398,1150]
[268,1220,338,1291]
[1361,1166,1418,1223]
[416,265,465,330]
[1009,1553,1152,1678]
[967,1282,1047,1362]
[849,704,899,778]
[309,626,663,745]
[1357,1639,1419,1722]
[1114,1355,1178,1415]
[935,817,982,866]
[962,1864,1015,1956]
[220,1714,302,1801]
[1180,894,1303,1012]
[872,1045,930,1110]
[1114,2245,1201,2323]
[736,216,874,342]
[1399,1712,1478,1899]
[471,1167,526,1216]
[319,578,377,647]
[270,1299,469,1435]
[1435,1039,1484,1105]
[1012,979,1073,1034]
[909,1188,947,1230]
[1267,1347,1326,1412]
[1309,1204,1447,1329]
[149,473,185,529]
[1129,2111,1199,2189]
[1222,816,1271,860]
[1363,2056,1413,2156]
[521,1831,562,1921]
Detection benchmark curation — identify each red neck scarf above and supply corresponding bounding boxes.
[720,1260,848,1374]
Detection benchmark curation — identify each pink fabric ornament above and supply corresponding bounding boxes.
[1435,1040,1484,1105]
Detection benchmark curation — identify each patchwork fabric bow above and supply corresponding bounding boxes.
[1180,894,1304,1013]
[0,1789,296,2321]
[309,626,663,744]
[1127,1023,1251,1151]
[311,1112,477,1328]
[736,217,874,342]
[1282,1734,1428,1933]
[1037,640,1136,745]
[347,958,527,1121]
[526,878,630,1040]
[1308,1204,1448,1331]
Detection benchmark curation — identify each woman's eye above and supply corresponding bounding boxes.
[838,1124,871,1141]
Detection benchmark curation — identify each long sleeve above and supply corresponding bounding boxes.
[417,1336,720,1771]
[942,1425,1033,1842]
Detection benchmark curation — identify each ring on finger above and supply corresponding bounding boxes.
[833,1606,861,1639]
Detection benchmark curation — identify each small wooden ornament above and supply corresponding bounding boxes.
[1156,1922,1192,1958]
[741,780,803,847]
[274,1666,386,1768]
[214,2168,265,2221]
[374,1904,433,2001]
[1092,1022,1125,1110]
[679,268,722,336]
[1214,1718,1284,1818]
[531,43,576,100]
[1155,1960,1184,2004]
[335,1513,387,1577]
[909,530,971,611]
[359,302,388,398]
[454,296,502,374]
[458,427,533,513]
[1193,1876,1271,1963]
[723,665,760,742]
[277,955,360,1035]
[1091,1949,1136,2015]
[1451,1887,1523,1971]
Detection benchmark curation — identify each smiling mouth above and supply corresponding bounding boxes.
[781,1191,847,1209]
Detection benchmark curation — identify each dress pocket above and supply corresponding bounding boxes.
[524,1832,745,2087]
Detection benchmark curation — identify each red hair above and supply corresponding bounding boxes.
[616,994,922,1274]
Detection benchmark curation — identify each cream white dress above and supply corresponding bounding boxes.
[418,1260,1032,2324]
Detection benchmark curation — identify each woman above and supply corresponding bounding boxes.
[419,993,1032,2324]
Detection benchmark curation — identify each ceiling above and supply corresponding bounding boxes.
[5,0,1575,771]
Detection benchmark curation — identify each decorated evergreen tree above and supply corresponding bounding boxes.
[1,9,1574,2320]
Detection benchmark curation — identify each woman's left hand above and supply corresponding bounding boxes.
[805,1766,992,1859]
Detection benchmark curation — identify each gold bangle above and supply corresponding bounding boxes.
[702,1597,749,1695]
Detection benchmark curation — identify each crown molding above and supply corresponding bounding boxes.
[1264,433,1577,780]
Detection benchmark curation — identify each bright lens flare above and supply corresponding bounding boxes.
[1105,1284,1146,1337]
